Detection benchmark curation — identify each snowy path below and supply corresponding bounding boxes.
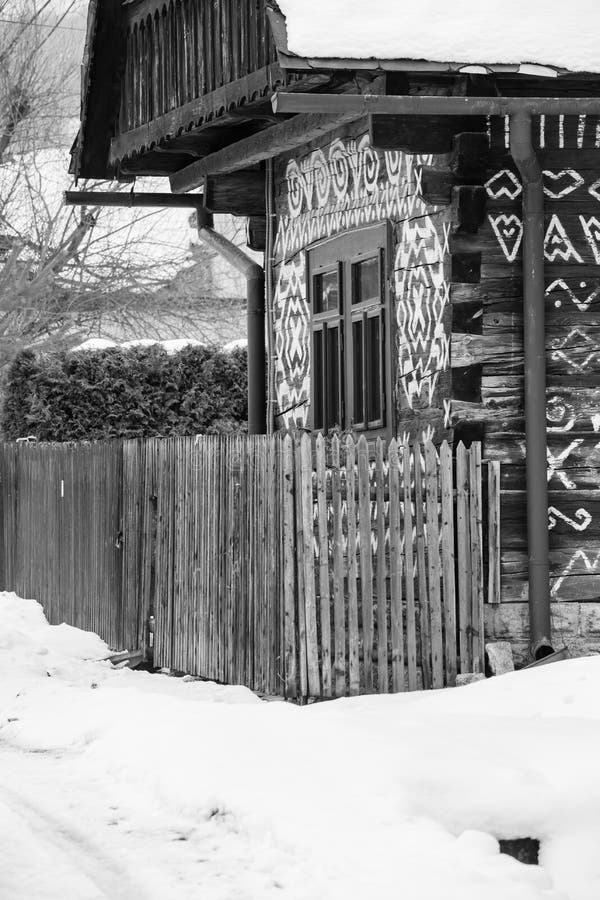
[4,593,600,899]
[0,771,145,900]
[0,747,294,900]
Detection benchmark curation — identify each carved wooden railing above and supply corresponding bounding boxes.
[119,0,277,133]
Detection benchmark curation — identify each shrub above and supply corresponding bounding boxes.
[1,344,248,441]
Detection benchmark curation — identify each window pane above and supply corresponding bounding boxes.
[327,327,340,429]
[367,316,382,423]
[314,270,339,314]
[352,257,380,305]
[352,319,364,426]
[313,330,323,429]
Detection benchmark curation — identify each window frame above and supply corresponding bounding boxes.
[307,222,393,437]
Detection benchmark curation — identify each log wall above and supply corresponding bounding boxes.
[451,114,600,662]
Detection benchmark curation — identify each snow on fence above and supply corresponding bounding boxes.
[0,434,500,699]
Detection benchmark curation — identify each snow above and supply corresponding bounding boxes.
[72,338,119,352]
[2,592,600,899]
[222,338,248,351]
[277,0,600,73]
[71,338,218,353]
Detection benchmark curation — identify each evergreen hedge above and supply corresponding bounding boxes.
[1,344,248,441]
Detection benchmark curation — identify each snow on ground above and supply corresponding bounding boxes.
[1,592,599,899]
[277,0,600,73]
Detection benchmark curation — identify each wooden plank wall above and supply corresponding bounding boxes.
[282,434,489,701]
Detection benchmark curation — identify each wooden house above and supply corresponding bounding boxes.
[71,0,600,665]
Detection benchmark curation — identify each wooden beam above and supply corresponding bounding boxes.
[370,114,486,154]
[204,171,265,216]
[170,112,362,191]
[273,92,600,117]
[246,216,266,251]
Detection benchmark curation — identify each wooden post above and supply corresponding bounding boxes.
[487,460,501,606]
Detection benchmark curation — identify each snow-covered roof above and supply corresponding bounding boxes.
[276,0,600,73]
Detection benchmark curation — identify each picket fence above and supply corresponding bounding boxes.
[0,434,499,700]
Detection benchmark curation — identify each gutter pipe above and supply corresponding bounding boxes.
[64,192,267,435]
[509,113,552,659]
[271,91,562,657]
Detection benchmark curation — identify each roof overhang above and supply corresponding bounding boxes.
[266,5,590,80]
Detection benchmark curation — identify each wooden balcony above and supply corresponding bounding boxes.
[118,0,277,134]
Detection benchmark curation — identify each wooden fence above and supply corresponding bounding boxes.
[282,434,498,699]
[0,435,499,699]
[1,442,128,649]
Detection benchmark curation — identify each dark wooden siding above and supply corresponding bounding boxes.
[119,0,277,133]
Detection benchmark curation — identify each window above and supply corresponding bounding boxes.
[308,224,390,433]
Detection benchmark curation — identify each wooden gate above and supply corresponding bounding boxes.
[151,435,283,694]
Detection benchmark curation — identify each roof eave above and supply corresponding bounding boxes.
[266,5,595,78]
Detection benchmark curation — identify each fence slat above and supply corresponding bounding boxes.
[456,442,472,673]
[315,433,332,698]
[440,440,457,686]
[469,443,485,673]
[388,439,404,692]
[346,436,360,696]
[414,443,431,690]
[375,437,388,693]
[402,443,418,691]
[357,435,374,693]
[331,435,345,697]
[425,442,443,688]
[299,434,320,698]
[282,434,297,698]
[294,437,308,699]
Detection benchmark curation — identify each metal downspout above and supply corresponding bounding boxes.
[509,112,553,658]
[196,211,266,435]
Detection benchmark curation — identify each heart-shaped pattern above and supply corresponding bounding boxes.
[485,170,522,200]
[543,169,584,199]
[489,214,523,262]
